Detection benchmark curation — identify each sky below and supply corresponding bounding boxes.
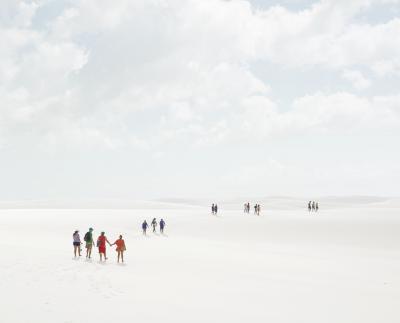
[0,0,400,200]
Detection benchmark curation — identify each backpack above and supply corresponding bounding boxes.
[84,232,90,242]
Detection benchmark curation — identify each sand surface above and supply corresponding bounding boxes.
[0,198,399,323]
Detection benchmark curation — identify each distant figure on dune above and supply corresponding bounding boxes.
[97,232,111,261]
[73,230,81,257]
[160,219,166,234]
[84,228,95,259]
[308,201,312,212]
[151,218,158,233]
[257,204,261,216]
[316,202,319,212]
[111,235,126,263]
[142,220,149,235]
[214,204,218,215]
[312,201,316,212]
[211,203,215,215]
[254,204,257,214]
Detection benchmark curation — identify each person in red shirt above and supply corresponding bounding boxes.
[97,232,111,261]
[111,235,126,263]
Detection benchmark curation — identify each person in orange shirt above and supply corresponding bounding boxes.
[111,235,126,263]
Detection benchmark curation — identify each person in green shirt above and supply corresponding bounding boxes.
[84,228,95,259]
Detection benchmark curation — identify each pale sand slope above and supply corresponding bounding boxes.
[0,198,399,323]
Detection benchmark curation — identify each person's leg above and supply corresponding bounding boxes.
[100,252,102,261]
[74,245,77,257]
[121,251,124,263]
[117,251,120,263]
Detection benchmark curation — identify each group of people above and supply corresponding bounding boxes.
[72,219,167,262]
[243,203,261,215]
[211,204,219,215]
[73,228,126,263]
[72,201,322,263]
[142,218,166,235]
[308,201,319,212]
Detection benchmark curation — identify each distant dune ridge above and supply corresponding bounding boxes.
[0,196,397,209]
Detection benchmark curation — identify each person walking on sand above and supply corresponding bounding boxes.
[308,201,312,212]
[312,201,316,212]
[84,228,95,259]
[257,204,261,216]
[215,204,218,215]
[151,218,158,233]
[316,202,319,212]
[111,235,126,263]
[73,230,81,257]
[211,204,215,215]
[97,232,111,261]
[142,220,149,235]
[160,219,166,234]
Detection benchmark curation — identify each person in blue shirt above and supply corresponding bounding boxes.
[160,219,166,234]
[142,220,149,235]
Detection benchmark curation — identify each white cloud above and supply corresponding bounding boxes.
[1,0,399,149]
[371,59,400,77]
[238,92,400,139]
[342,69,371,90]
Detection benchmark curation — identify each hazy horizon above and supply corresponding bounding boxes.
[0,195,398,210]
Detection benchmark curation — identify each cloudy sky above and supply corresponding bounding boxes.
[1,0,399,200]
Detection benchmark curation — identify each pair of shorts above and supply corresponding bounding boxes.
[73,242,81,246]
[99,246,106,253]
[86,242,93,248]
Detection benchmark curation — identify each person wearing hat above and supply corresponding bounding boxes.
[97,231,111,261]
[84,228,95,259]
[72,230,81,257]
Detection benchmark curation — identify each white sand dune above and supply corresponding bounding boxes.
[0,197,399,323]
